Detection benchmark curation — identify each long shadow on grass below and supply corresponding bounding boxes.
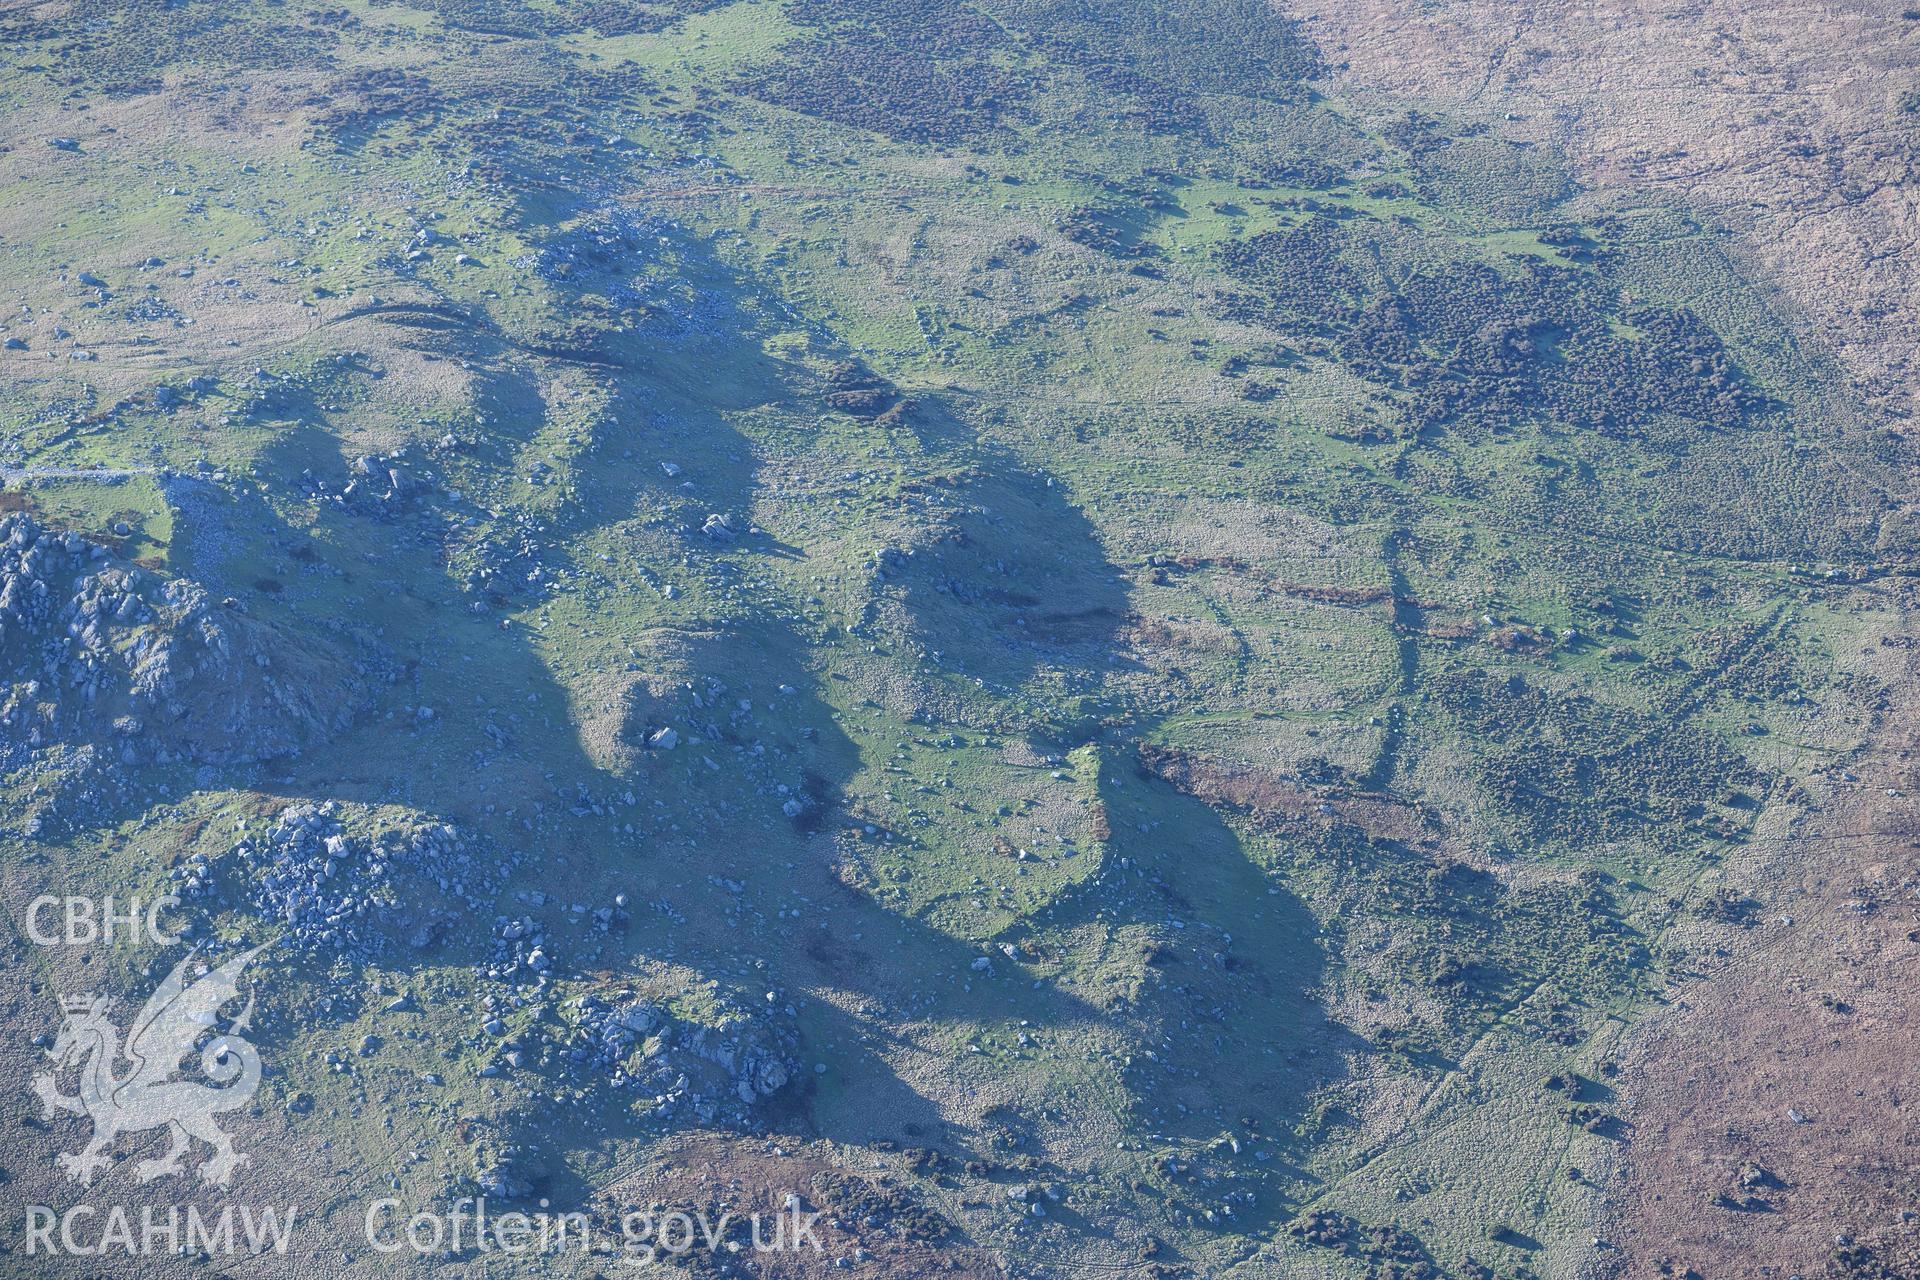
[37,200,1340,1242]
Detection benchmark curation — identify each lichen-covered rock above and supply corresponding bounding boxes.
[231,801,511,954]
[0,512,367,764]
[552,989,801,1129]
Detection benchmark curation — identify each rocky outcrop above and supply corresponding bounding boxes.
[227,802,512,955]
[0,513,365,765]
[550,990,800,1128]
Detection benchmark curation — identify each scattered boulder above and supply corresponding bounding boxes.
[474,1160,531,1200]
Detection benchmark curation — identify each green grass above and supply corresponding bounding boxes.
[0,0,1909,1273]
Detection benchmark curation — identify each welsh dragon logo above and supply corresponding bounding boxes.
[33,945,267,1187]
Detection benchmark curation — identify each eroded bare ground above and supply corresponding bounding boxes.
[1283,0,1920,420]
[591,1133,1005,1280]
[1608,598,1920,1278]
